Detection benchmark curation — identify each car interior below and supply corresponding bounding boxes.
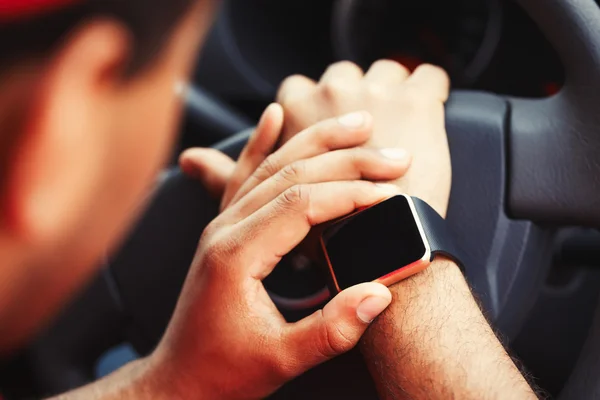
[2,0,600,398]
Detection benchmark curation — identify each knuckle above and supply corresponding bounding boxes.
[202,238,222,266]
[202,236,228,269]
[318,320,356,358]
[255,155,281,181]
[366,82,392,99]
[320,78,355,99]
[371,59,394,68]
[278,74,308,93]
[279,184,309,210]
[373,59,409,73]
[201,233,243,279]
[329,60,363,75]
[280,74,306,89]
[416,63,450,83]
[277,184,312,222]
[203,231,232,259]
[201,220,220,241]
[278,95,297,110]
[200,223,239,265]
[278,161,306,184]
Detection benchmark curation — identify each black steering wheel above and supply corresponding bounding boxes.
[12,0,600,399]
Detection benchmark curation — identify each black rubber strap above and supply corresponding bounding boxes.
[412,197,466,271]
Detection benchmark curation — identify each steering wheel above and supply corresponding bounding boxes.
[12,0,600,398]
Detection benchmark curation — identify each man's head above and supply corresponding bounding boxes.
[0,0,217,351]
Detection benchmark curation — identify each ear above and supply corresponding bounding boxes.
[3,20,131,244]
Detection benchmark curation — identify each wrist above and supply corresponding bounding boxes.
[361,258,535,399]
[388,256,465,296]
[143,347,216,400]
[122,356,179,400]
[360,257,472,366]
[363,257,468,337]
[387,181,450,219]
[376,257,470,331]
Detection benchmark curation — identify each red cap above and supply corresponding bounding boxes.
[0,0,81,22]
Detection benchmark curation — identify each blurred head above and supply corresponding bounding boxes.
[0,0,217,351]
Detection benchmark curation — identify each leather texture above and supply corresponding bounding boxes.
[412,197,466,271]
[444,92,553,338]
[508,0,600,226]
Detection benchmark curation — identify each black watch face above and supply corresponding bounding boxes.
[322,196,427,290]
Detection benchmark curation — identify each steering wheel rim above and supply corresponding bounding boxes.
[16,0,600,398]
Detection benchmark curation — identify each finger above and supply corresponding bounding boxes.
[229,181,401,278]
[319,61,364,83]
[179,148,236,198]
[279,283,392,376]
[228,111,374,207]
[232,147,411,220]
[364,59,410,85]
[277,74,317,104]
[221,103,284,210]
[405,63,451,102]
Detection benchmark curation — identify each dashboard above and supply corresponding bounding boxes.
[195,0,564,117]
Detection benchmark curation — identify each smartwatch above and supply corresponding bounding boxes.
[318,194,465,292]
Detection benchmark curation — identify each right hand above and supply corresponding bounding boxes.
[153,113,412,399]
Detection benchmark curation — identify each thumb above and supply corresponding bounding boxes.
[283,282,392,375]
[179,148,236,198]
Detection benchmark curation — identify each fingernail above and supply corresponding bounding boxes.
[338,111,367,128]
[357,296,392,323]
[379,148,408,160]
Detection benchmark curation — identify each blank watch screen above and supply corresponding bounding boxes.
[323,196,427,291]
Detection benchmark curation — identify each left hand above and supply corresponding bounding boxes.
[182,60,452,218]
[276,61,452,217]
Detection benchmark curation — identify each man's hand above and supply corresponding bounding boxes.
[184,61,450,217]
[277,61,451,216]
[52,111,412,400]
[156,114,412,399]
[274,61,536,399]
[178,60,535,399]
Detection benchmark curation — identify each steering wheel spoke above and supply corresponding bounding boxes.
[508,0,600,226]
[445,91,554,336]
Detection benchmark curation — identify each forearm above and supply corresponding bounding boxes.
[361,258,536,400]
[48,357,173,400]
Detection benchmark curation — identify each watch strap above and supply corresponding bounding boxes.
[411,197,465,270]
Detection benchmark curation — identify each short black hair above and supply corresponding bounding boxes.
[0,0,197,75]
